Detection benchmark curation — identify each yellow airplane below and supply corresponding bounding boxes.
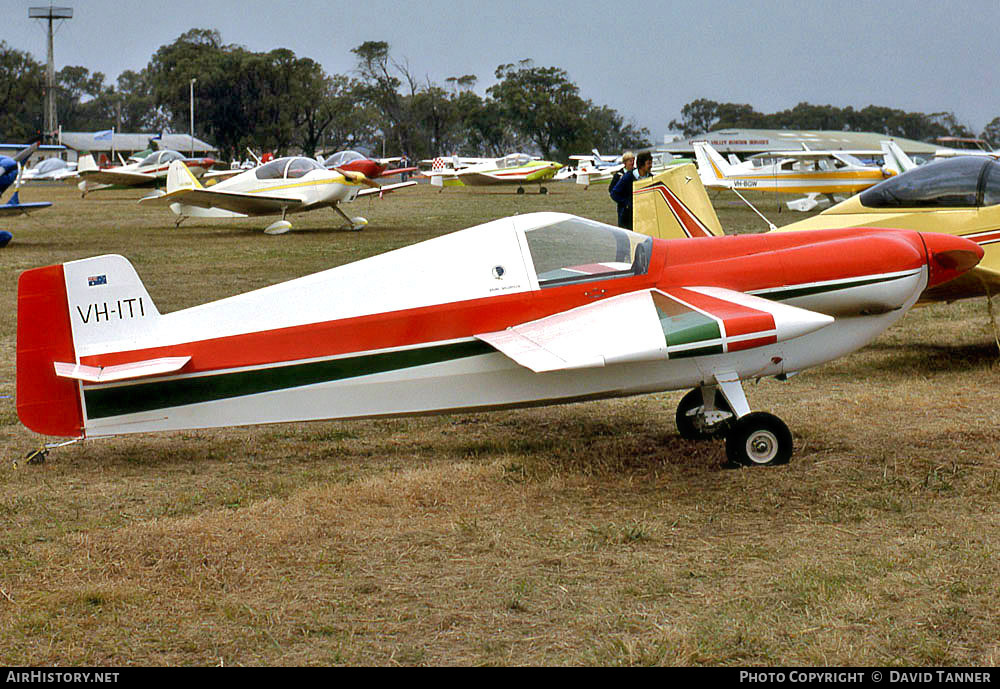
[633,158,1000,303]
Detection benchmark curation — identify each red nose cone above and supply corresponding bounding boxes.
[919,232,985,289]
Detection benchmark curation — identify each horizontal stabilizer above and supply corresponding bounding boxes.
[54,356,191,383]
[357,180,418,197]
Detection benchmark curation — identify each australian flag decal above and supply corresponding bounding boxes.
[88,275,107,287]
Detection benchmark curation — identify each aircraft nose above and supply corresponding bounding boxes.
[919,232,984,289]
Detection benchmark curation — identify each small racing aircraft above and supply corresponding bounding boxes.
[21,157,77,181]
[321,150,417,179]
[139,155,416,233]
[693,141,892,211]
[77,149,218,197]
[17,193,980,466]
[635,160,1000,304]
[1,144,53,247]
[424,152,562,193]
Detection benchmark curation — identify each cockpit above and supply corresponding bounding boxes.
[324,150,365,167]
[859,157,1000,208]
[523,216,652,288]
[255,156,326,180]
[497,153,534,169]
[140,150,184,167]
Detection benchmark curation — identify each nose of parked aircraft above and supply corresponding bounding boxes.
[919,232,985,289]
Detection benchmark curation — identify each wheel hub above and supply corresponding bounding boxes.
[746,430,779,464]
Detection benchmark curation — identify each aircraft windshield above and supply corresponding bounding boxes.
[524,217,652,288]
[859,157,997,208]
[139,150,184,167]
[255,157,324,180]
[325,151,364,166]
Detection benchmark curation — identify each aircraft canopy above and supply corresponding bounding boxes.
[140,150,185,167]
[860,157,1000,208]
[523,216,652,288]
[255,157,325,180]
[324,151,365,167]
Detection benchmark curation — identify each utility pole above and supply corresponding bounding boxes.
[29,5,73,144]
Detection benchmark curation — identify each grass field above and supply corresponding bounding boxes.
[1,180,998,666]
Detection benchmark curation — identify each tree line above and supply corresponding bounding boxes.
[670,98,1000,146]
[2,29,998,162]
[0,29,649,162]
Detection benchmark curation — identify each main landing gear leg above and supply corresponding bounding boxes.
[675,371,793,467]
[333,205,367,231]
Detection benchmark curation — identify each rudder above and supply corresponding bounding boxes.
[633,163,724,240]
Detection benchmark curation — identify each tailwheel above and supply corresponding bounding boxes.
[516,187,525,195]
[725,412,792,467]
[675,387,733,440]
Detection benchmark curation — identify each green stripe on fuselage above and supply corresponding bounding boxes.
[84,340,493,419]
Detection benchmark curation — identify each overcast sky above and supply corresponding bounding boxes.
[8,0,999,143]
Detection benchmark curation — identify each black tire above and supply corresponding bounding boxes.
[516,186,525,195]
[725,412,792,467]
[539,186,548,195]
[675,388,734,440]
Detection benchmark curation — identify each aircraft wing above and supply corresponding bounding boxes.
[0,192,52,215]
[139,187,304,215]
[476,287,832,373]
[78,169,157,186]
[356,180,418,197]
[376,166,419,178]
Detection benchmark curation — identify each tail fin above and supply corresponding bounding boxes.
[77,154,98,173]
[633,163,725,240]
[17,256,164,437]
[880,140,916,175]
[692,142,736,188]
[166,159,204,193]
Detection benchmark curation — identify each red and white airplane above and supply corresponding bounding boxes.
[322,150,418,179]
[77,150,218,197]
[16,194,981,466]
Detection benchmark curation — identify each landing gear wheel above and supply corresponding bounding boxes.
[539,186,548,195]
[516,187,525,195]
[725,412,792,467]
[675,388,733,440]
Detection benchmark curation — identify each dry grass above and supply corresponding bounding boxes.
[1,181,999,666]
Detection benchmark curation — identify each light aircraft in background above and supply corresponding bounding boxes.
[424,152,562,193]
[140,155,415,233]
[321,150,418,179]
[634,160,1000,304]
[21,157,77,181]
[17,198,980,467]
[0,143,53,247]
[77,149,218,197]
[933,137,999,161]
[693,141,892,211]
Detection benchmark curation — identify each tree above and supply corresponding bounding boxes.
[0,42,45,141]
[488,60,590,159]
[983,117,1000,148]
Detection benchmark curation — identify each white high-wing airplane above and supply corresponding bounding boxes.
[140,156,415,234]
[693,141,892,211]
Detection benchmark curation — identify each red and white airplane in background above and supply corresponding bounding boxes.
[76,149,218,197]
[321,150,417,179]
[17,177,981,466]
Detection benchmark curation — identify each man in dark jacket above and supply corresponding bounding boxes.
[610,151,653,230]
